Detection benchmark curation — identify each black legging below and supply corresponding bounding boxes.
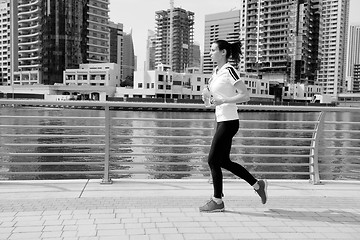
[208,119,257,198]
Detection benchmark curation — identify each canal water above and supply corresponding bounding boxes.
[1,107,359,180]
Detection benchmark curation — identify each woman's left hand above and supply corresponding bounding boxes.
[211,95,226,106]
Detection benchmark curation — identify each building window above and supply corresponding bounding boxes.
[138,83,143,88]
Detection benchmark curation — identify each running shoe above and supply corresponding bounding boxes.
[255,179,268,204]
[199,198,225,212]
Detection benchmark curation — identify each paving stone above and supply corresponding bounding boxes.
[0,179,359,239]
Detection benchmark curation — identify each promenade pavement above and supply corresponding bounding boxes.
[0,179,360,240]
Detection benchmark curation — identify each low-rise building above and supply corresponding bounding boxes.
[283,83,323,102]
[116,65,274,102]
[63,63,120,87]
[116,65,211,100]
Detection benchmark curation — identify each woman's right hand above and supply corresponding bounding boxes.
[202,87,211,100]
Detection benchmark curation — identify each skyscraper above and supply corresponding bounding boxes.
[240,0,321,89]
[109,21,123,84]
[146,30,157,71]
[87,0,110,63]
[122,31,136,84]
[0,0,10,85]
[155,7,194,73]
[13,0,42,85]
[346,25,360,92]
[12,0,110,85]
[203,10,241,74]
[317,0,350,95]
[41,0,89,85]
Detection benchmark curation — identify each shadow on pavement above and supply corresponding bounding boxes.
[226,208,360,225]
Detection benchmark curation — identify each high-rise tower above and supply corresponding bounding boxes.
[317,0,350,95]
[87,0,110,63]
[0,0,10,85]
[203,10,241,74]
[146,30,157,71]
[240,0,321,87]
[155,7,194,73]
[109,21,123,84]
[41,0,89,85]
[345,25,360,92]
[12,0,110,85]
[123,31,136,83]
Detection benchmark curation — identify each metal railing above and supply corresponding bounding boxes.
[0,99,359,184]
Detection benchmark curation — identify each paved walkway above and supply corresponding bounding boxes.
[0,179,359,240]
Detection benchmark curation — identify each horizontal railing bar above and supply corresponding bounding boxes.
[320,155,360,158]
[0,116,105,120]
[112,117,215,122]
[239,120,318,124]
[0,162,103,166]
[113,153,313,157]
[110,170,312,175]
[319,146,360,150]
[0,125,103,129]
[116,144,313,149]
[318,163,360,167]
[4,144,105,147]
[319,172,360,176]
[112,126,213,131]
[0,171,103,175]
[2,99,360,113]
[323,130,360,134]
[240,128,316,132]
[325,121,360,125]
[112,135,315,141]
[112,117,318,124]
[1,153,105,156]
[323,138,360,142]
[111,162,311,167]
[112,126,316,132]
[1,134,105,138]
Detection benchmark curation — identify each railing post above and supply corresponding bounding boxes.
[101,103,112,184]
[310,111,326,185]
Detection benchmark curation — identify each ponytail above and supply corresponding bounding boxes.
[214,40,242,64]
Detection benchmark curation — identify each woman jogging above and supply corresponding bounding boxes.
[199,39,268,212]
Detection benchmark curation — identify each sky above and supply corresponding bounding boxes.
[109,0,360,71]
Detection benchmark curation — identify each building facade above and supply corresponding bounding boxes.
[155,7,194,73]
[353,64,360,93]
[0,0,10,86]
[109,21,123,83]
[11,0,110,86]
[203,10,241,74]
[86,0,110,63]
[40,0,89,85]
[240,0,321,89]
[122,31,136,83]
[317,0,350,96]
[13,0,42,85]
[63,63,120,88]
[346,25,360,92]
[146,30,157,71]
